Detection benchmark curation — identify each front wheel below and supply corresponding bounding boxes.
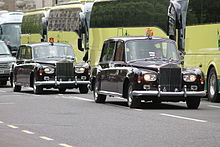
[208,68,220,102]
[93,81,106,103]
[33,76,43,94]
[127,84,141,108]
[79,85,89,94]
[13,77,21,92]
[58,87,66,93]
[186,97,200,109]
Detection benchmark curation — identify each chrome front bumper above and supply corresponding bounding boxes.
[35,80,90,86]
[132,90,206,97]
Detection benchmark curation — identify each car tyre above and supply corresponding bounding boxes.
[79,85,89,94]
[13,78,21,92]
[93,81,106,103]
[208,67,220,102]
[58,87,66,93]
[127,84,141,108]
[186,97,200,109]
[0,81,7,86]
[33,76,43,94]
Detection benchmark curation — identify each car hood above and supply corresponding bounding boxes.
[128,59,180,72]
[0,55,16,62]
[35,58,74,66]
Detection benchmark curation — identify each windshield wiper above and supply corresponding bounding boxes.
[0,53,10,55]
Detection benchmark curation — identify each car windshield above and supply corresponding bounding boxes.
[0,42,11,55]
[0,23,21,47]
[33,44,74,59]
[125,39,179,61]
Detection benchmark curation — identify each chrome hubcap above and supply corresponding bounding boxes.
[210,74,216,96]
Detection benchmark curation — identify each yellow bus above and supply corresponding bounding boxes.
[47,0,94,63]
[21,8,50,44]
[89,0,170,66]
[167,0,220,102]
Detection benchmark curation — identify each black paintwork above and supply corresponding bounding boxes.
[13,42,90,92]
[91,36,205,102]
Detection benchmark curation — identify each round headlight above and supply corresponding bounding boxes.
[183,74,196,82]
[75,67,85,73]
[144,74,157,81]
[44,67,54,74]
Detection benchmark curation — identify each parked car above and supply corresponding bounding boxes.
[12,42,90,94]
[90,36,206,109]
[0,40,15,86]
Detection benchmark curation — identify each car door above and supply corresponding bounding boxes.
[113,41,127,94]
[15,46,33,85]
[99,40,117,92]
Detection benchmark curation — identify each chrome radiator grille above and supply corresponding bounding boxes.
[56,62,74,80]
[159,64,181,92]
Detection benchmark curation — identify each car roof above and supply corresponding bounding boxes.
[21,42,72,47]
[105,36,175,43]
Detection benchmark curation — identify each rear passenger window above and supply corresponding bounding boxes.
[100,41,116,62]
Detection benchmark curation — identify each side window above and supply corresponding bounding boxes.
[114,41,124,61]
[19,46,32,59]
[100,41,116,62]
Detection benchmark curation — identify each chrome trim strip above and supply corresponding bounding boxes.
[98,90,122,97]
[132,90,206,97]
[35,80,90,86]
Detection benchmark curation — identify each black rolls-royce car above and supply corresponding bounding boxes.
[90,36,206,109]
[12,42,90,94]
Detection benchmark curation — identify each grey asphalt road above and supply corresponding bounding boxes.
[0,84,220,147]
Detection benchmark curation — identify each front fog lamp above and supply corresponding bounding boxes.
[183,74,197,82]
[75,67,85,73]
[144,74,157,81]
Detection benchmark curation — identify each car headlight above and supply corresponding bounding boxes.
[44,67,54,74]
[75,67,85,73]
[183,74,197,82]
[144,74,157,81]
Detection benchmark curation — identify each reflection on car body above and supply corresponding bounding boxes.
[91,36,206,109]
[12,42,90,94]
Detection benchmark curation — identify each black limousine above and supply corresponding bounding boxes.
[12,42,90,94]
[90,36,206,109]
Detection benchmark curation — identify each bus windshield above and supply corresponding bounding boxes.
[125,40,179,61]
[0,23,21,47]
[33,45,74,59]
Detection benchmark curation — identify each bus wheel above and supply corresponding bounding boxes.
[208,68,220,102]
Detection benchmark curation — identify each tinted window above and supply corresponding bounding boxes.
[33,44,74,59]
[19,46,32,59]
[90,0,169,32]
[125,40,179,61]
[187,0,220,25]
[48,8,81,32]
[100,41,115,62]
[114,41,124,61]
[21,13,44,34]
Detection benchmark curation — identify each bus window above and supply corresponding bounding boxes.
[90,0,169,32]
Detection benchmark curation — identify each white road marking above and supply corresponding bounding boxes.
[208,105,220,109]
[59,143,73,147]
[134,109,143,112]
[21,130,35,135]
[7,125,19,129]
[0,121,4,124]
[58,94,64,96]
[0,90,6,92]
[62,96,93,102]
[39,136,54,141]
[0,103,15,105]
[160,113,207,123]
